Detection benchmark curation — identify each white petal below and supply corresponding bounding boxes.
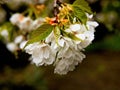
[19,40,27,49]
[87,21,99,27]
[80,40,91,48]
[32,57,43,66]
[45,32,54,43]
[86,13,93,19]
[65,29,71,33]
[44,48,50,59]
[70,24,81,32]
[58,38,65,47]
[76,34,85,40]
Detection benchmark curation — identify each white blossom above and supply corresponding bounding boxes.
[64,20,98,50]
[53,36,85,75]
[10,13,24,25]
[18,17,33,31]
[25,42,55,66]
[24,16,98,75]
[10,13,33,31]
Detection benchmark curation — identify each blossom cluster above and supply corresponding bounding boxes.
[0,13,45,52]
[10,13,45,32]
[25,14,98,75]
[0,0,99,75]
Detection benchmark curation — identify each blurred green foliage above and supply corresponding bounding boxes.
[96,0,120,32]
[71,0,120,52]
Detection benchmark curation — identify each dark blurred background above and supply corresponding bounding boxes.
[0,0,120,90]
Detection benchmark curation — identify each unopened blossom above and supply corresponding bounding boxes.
[25,42,55,66]
[14,35,24,44]
[6,42,18,52]
[0,29,9,40]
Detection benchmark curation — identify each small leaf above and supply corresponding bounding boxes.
[53,26,61,45]
[26,24,53,46]
[62,30,82,41]
[73,5,87,24]
[73,0,92,14]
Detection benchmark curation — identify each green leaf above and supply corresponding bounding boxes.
[62,30,82,41]
[26,24,53,46]
[73,0,92,14]
[73,5,87,24]
[53,26,61,45]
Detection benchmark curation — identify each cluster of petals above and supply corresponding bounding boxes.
[25,14,98,75]
[10,13,45,31]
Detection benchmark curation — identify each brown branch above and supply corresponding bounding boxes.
[53,0,62,16]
